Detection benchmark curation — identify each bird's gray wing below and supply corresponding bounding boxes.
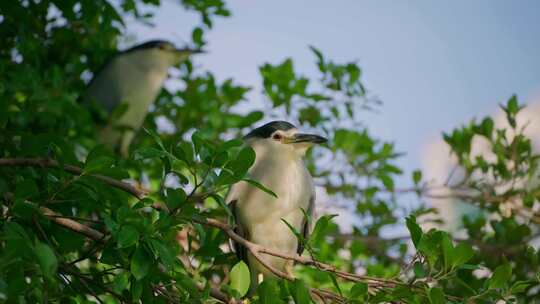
[229,200,248,263]
[297,194,315,255]
[84,57,124,113]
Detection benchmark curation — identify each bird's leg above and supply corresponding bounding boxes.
[285,260,295,278]
[99,125,120,148]
[120,131,135,157]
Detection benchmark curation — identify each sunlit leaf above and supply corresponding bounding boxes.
[489,263,512,289]
[230,260,250,297]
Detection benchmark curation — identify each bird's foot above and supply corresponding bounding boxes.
[285,260,295,278]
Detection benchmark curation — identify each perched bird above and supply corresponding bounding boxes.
[83,40,201,156]
[226,121,327,292]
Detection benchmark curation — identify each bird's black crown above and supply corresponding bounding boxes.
[122,40,174,54]
[244,121,296,139]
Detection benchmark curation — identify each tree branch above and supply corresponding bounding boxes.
[0,158,147,199]
[40,207,106,241]
[198,218,400,289]
[3,191,107,243]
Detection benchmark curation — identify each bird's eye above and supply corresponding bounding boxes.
[272,134,282,141]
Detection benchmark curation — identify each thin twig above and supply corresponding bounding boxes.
[198,218,400,288]
[40,207,107,241]
[0,158,147,199]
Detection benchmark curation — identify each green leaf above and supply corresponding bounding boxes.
[131,246,152,280]
[428,287,445,304]
[309,214,338,245]
[350,282,368,299]
[242,178,277,198]
[166,188,187,210]
[12,200,38,220]
[192,27,204,46]
[453,243,474,267]
[213,151,229,167]
[406,216,422,247]
[479,117,494,137]
[209,193,234,219]
[4,222,30,241]
[412,170,422,185]
[14,179,39,200]
[281,218,304,245]
[143,127,166,150]
[175,142,194,164]
[289,279,311,304]
[176,273,200,296]
[413,262,426,278]
[230,261,250,297]
[100,243,117,265]
[191,130,205,154]
[131,279,143,300]
[149,239,176,271]
[84,156,114,173]
[459,264,480,270]
[441,233,454,270]
[507,95,519,115]
[117,225,139,248]
[417,230,442,266]
[510,280,531,293]
[133,147,168,160]
[35,243,58,278]
[310,45,324,67]
[193,223,207,245]
[229,147,256,176]
[218,139,243,152]
[258,279,283,304]
[489,263,512,289]
[328,273,343,296]
[379,174,394,191]
[113,272,129,293]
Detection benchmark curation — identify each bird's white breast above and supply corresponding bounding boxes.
[86,51,170,129]
[229,146,314,252]
[111,53,168,128]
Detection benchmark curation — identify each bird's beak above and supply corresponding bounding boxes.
[174,48,205,55]
[285,133,328,145]
[172,48,205,63]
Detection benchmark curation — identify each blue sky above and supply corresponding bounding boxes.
[128,0,540,176]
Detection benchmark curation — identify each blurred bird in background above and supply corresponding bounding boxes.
[226,121,327,292]
[83,40,201,156]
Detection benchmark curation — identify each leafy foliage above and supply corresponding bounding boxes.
[1,1,540,303]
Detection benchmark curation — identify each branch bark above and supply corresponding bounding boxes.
[40,207,106,241]
[199,218,400,289]
[0,158,147,199]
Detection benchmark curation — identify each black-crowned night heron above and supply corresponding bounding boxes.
[83,40,201,155]
[226,121,327,292]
